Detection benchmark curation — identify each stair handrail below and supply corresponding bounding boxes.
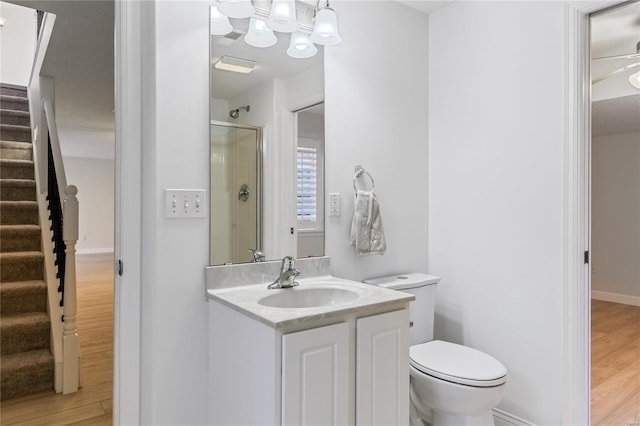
[42,98,67,192]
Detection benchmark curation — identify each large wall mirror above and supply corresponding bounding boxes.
[209,3,325,265]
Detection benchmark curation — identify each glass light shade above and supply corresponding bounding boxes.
[267,0,298,33]
[310,7,341,45]
[210,7,233,35]
[287,32,318,59]
[218,0,255,19]
[245,18,277,48]
[629,71,640,89]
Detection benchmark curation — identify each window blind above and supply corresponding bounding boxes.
[297,147,317,222]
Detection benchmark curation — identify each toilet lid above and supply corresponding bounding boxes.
[410,340,507,387]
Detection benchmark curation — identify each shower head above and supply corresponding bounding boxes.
[229,105,250,119]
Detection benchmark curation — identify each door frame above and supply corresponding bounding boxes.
[113,0,149,423]
[563,1,627,424]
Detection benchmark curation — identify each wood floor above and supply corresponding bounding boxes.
[591,299,640,426]
[1,253,114,426]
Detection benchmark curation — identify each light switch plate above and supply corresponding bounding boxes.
[164,189,206,219]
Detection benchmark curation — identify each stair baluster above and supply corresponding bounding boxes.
[62,185,79,393]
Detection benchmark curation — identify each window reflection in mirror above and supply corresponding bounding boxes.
[296,104,325,258]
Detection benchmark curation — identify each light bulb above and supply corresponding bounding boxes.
[245,18,278,48]
[287,32,317,59]
[267,0,298,33]
[311,6,341,45]
[210,6,233,36]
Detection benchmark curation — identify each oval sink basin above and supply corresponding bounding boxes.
[258,287,359,309]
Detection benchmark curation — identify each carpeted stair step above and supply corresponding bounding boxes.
[0,109,30,127]
[0,95,28,112]
[0,159,34,179]
[0,201,38,225]
[0,179,36,201]
[0,85,27,98]
[0,251,44,282]
[0,349,54,400]
[0,141,32,160]
[0,225,41,252]
[0,124,32,143]
[0,280,47,316]
[0,312,50,355]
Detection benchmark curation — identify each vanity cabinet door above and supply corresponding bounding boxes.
[281,322,350,426]
[356,309,410,426]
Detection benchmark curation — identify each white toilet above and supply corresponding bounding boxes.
[364,273,507,426]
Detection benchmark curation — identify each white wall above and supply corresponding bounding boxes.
[140,2,210,424]
[428,2,565,425]
[324,1,429,281]
[58,129,115,160]
[592,131,640,303]
[64,157,114,254]
[0,2,36,87]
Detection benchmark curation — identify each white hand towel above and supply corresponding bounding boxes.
[350,189,386,256]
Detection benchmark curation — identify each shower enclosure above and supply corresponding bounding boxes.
[210,121,262,265]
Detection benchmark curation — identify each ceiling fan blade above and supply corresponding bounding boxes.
[592,62,640,85]
[592,52,640,61]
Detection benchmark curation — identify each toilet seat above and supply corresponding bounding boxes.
[410,340,507,387]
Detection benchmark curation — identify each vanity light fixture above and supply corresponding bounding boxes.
[218,0,256,19]
[214,56,257,74]
[287,32,317,58]
[267,0,298,33]
[245,18,278,48]
[311,0,341,45]
[630,71,640,89]
[210,6,233,36]
[211,0,342,59]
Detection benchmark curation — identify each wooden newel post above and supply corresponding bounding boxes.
[62,185,80,394]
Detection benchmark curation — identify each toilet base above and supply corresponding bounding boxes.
[433,410,495,426]
[410,401,495,426]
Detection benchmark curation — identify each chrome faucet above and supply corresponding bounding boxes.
[267,256,300,289]
[248,249,266,262]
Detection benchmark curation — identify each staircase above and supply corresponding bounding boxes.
[0,84,54,400]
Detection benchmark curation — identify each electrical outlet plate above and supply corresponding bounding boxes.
[164,189,206,219]
[329,193,341,217]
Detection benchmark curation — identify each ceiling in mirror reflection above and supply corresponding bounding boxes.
[211,17,323,99]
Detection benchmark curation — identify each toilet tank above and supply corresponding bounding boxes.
[364,273,440,346]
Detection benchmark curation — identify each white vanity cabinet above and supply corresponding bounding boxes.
[282,322,350,425]
[356,309,410,425]
[208,300,409,426]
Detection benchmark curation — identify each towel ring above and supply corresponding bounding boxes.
[353,165,375,191]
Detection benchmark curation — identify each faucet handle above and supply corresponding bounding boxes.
[281,255,295,271]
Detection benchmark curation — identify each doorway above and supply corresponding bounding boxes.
[589,2,640,424]
[295,103,325,258]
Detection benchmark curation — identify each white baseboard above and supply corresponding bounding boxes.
[493,409,536,426]
[76,248,114,255]
[591,290,640,307]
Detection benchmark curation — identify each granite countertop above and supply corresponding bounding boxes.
[207,275,414,329]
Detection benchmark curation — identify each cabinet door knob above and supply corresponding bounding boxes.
[409,321,414,328]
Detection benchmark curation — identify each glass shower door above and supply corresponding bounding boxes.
[210,122,261,265]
